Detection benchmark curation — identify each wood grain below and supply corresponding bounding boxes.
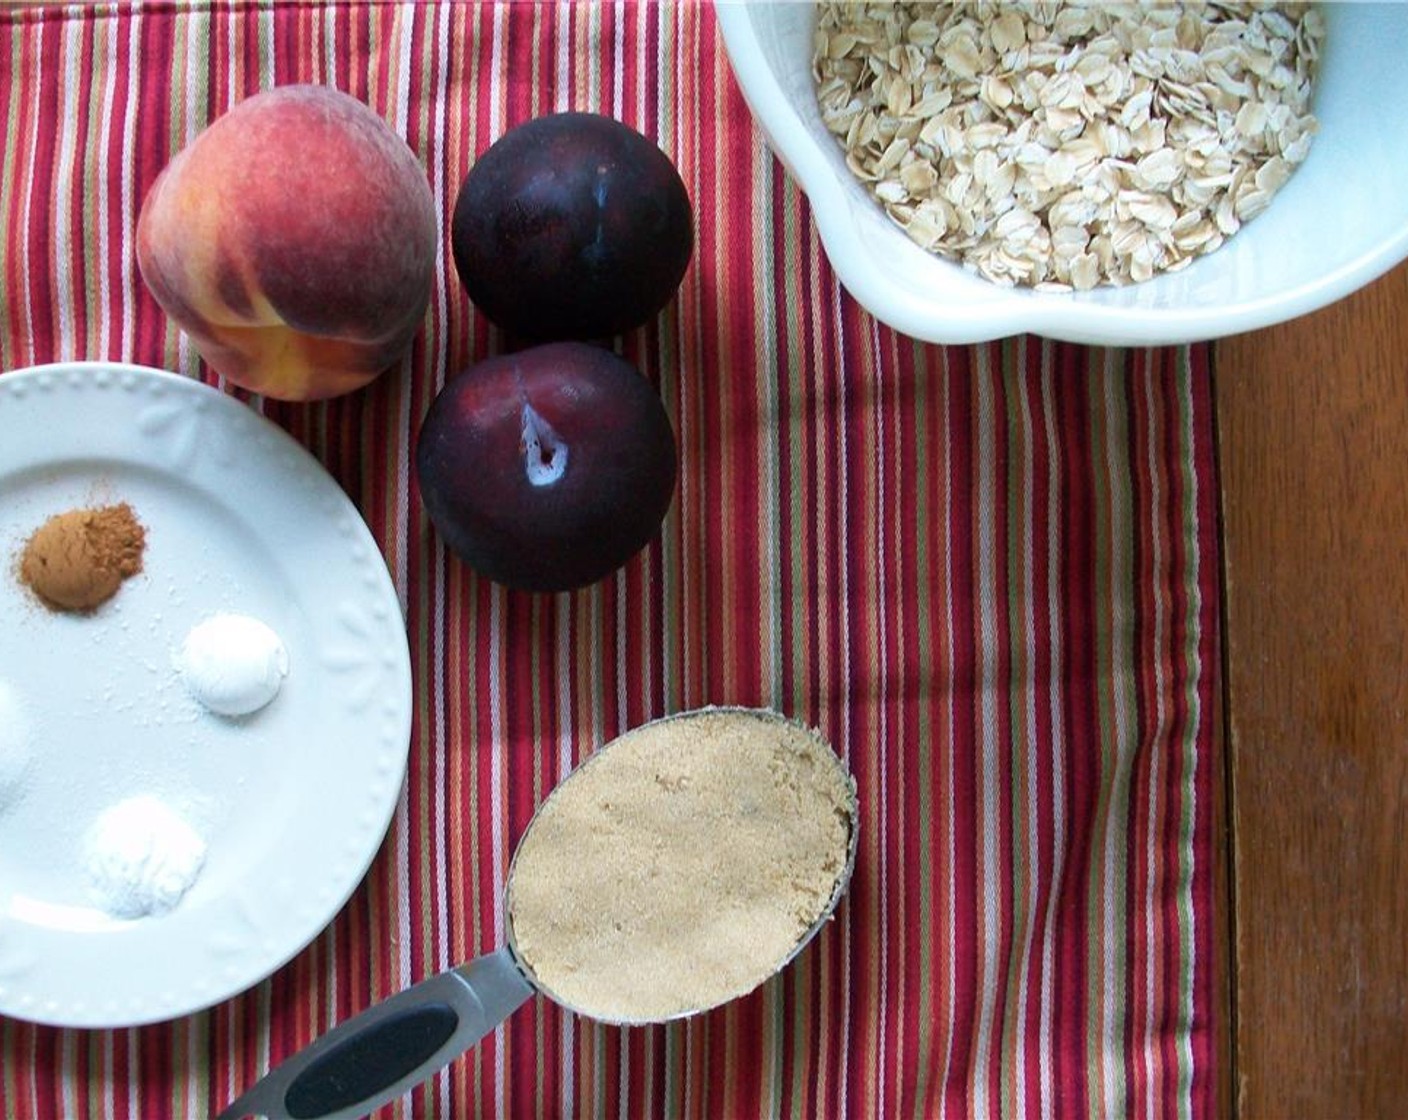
[1214,261,1408,1118]
[1212,647,1234,1120]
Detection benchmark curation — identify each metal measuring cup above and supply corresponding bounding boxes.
[219,707,859,1120]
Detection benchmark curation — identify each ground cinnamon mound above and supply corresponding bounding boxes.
[19,502,146,612]
[506,708,856,1024]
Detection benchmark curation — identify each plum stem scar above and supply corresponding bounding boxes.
[521,402,568,486]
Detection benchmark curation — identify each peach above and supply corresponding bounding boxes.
[136,84,436,401]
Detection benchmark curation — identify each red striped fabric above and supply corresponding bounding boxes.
[0,3,1218,1118]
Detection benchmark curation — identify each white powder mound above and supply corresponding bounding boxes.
[0,680,34,808]
[176,613,289,717]
[83,795,207,919]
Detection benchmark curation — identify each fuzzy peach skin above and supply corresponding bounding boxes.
[136,85,436,401]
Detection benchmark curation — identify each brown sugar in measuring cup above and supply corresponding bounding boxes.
[506,706,857,1023]
[218,707,858,1120]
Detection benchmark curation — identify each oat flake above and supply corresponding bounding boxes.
[813,1,1325,290]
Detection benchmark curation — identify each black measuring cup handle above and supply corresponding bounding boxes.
[218,947,534,1120]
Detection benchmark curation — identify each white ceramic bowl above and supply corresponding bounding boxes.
[717,2,1408,346]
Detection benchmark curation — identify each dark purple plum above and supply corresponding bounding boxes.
[415,342,677,592]
[451,111,693,341]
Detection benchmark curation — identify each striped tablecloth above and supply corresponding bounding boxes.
[0,3,1218,1117]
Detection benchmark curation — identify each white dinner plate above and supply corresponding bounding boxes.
[0,362,412,1028]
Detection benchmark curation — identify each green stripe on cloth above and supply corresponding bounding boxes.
[0,3,1219,1117]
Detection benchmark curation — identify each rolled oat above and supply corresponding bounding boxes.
[813,2,1325,290]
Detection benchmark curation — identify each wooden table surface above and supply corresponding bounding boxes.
[1214,260,1408,1118]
